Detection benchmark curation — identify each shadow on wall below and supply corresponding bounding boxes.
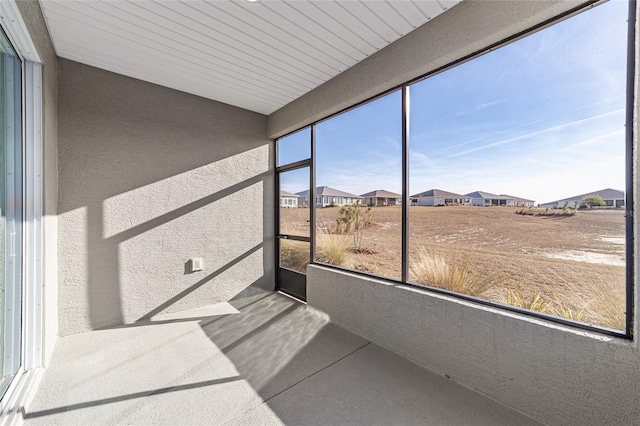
[57,59,275,334]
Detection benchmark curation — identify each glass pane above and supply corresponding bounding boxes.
[316,91,402,279]
[409,1,627,330]
[277,127,311,166]
[279,167,310,237]
[0,27,22,395]
[280,239,310,274]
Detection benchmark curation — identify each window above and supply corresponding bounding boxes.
[277,127,310,167]
[315,91,403,280]
[409,0,629,331]
[276,128,312,300]
[0,26,23,397]
[280,0,633,336]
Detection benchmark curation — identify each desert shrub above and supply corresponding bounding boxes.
[316,232,350,266]
[515,208,576,217]
[580,194,606,208]
[410,248,494,297]
[336,202,373,252]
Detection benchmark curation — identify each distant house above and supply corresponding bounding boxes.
[465,191,515,206]
[540,188,625,209]
[411,189,470,206]
[361,189,402,206]
[280,190,299,208]
[500,194,535,207]
[296,186,363,207]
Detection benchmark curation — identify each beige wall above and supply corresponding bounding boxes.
[57,59,274,335]
[15,0,58,366]
[273,0,640,425]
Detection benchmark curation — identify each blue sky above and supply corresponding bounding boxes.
[279,0,628,205]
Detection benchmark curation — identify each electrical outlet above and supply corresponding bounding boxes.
[190,257,204,272]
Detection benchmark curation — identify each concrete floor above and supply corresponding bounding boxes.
[24,292,541,425]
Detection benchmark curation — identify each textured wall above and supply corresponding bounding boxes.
[15,0,58,366]
[267,0,585,138]
[307,266,640,425]
[58,59,274,335]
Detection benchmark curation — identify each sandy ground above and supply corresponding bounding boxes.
[280,206,626,330]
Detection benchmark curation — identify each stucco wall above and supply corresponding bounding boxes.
[15,0,58,366]
[267,0,586,139]
[57,59,274,335]
[307,266,639,425]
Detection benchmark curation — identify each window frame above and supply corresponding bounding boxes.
[275,0,635,339]
[0,0,45,413]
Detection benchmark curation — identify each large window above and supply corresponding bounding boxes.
[409,0,628,331]
[278,0,633,335]
[316,92,402,280]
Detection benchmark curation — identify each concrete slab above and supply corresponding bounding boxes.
[230,343,542,426]
[24,292,541,425]
[23,293,367,425]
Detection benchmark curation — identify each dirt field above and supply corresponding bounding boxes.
[280,205,626,330]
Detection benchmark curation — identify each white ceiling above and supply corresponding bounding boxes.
[41,0,460,115]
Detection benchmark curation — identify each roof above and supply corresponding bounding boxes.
[280,190,299,198]
[360,189,402,198]
[465,191,510,200]
[295,186,363,199]
[541,188,624,205]
[411,189,466,198]
[500,194,535,202]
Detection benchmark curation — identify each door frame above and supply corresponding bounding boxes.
[275,127,315,302]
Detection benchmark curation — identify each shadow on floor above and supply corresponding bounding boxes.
[23,292,540,426]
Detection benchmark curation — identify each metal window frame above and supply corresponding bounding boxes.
[625,0,637,339]
[275,136,312,300]
[274,0,635,340]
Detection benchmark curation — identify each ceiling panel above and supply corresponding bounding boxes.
[41,0,460,115]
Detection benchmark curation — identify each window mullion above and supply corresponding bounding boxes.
[402,86,410,283]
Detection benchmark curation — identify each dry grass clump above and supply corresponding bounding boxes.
[501,288,624,330]
[280,230,352,271]
[549,298,584,322]
[500,289,585,321]
[502,289,550,312]
[316,231,350,266]
[410,248,494,297]
[279,239,309,273]
[580,282,625,330]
